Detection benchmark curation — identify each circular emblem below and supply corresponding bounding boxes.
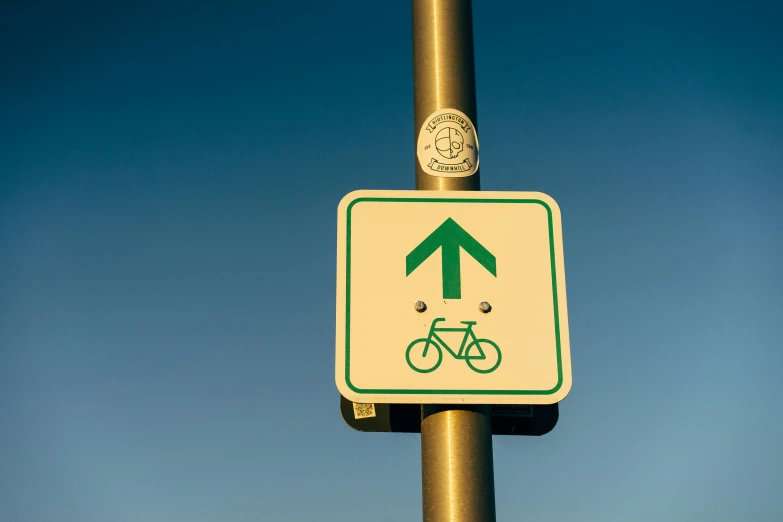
[417,108,479,177]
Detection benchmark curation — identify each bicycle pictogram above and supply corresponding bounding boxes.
[406,318,502,374]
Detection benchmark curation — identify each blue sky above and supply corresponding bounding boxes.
[1,1,782,521]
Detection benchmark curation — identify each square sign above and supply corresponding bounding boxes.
[335,190,572,405]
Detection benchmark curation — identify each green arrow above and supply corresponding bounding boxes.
[406,218,496,299]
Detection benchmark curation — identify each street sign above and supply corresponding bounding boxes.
[339,395,559,436]
[335,190,572,405]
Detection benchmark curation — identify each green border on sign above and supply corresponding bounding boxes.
[344,197,563,396]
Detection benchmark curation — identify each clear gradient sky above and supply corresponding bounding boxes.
[2,1,782,521]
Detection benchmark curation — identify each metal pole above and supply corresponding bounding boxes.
[413,1,496,521]
[413,0,481,191]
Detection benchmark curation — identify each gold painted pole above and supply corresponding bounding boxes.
[413,1,496,521]
[413,0,481,191]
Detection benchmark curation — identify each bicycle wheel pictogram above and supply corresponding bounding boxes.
[406,339,443,373]
[464,338,502,373]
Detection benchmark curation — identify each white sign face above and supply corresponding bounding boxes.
[335,190,572,405]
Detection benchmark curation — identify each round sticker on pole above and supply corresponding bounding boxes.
[416,108,479,178]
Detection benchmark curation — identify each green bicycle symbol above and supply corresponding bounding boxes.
[406,318,502,374]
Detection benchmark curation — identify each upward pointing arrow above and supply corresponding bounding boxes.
[406,218,496,299]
